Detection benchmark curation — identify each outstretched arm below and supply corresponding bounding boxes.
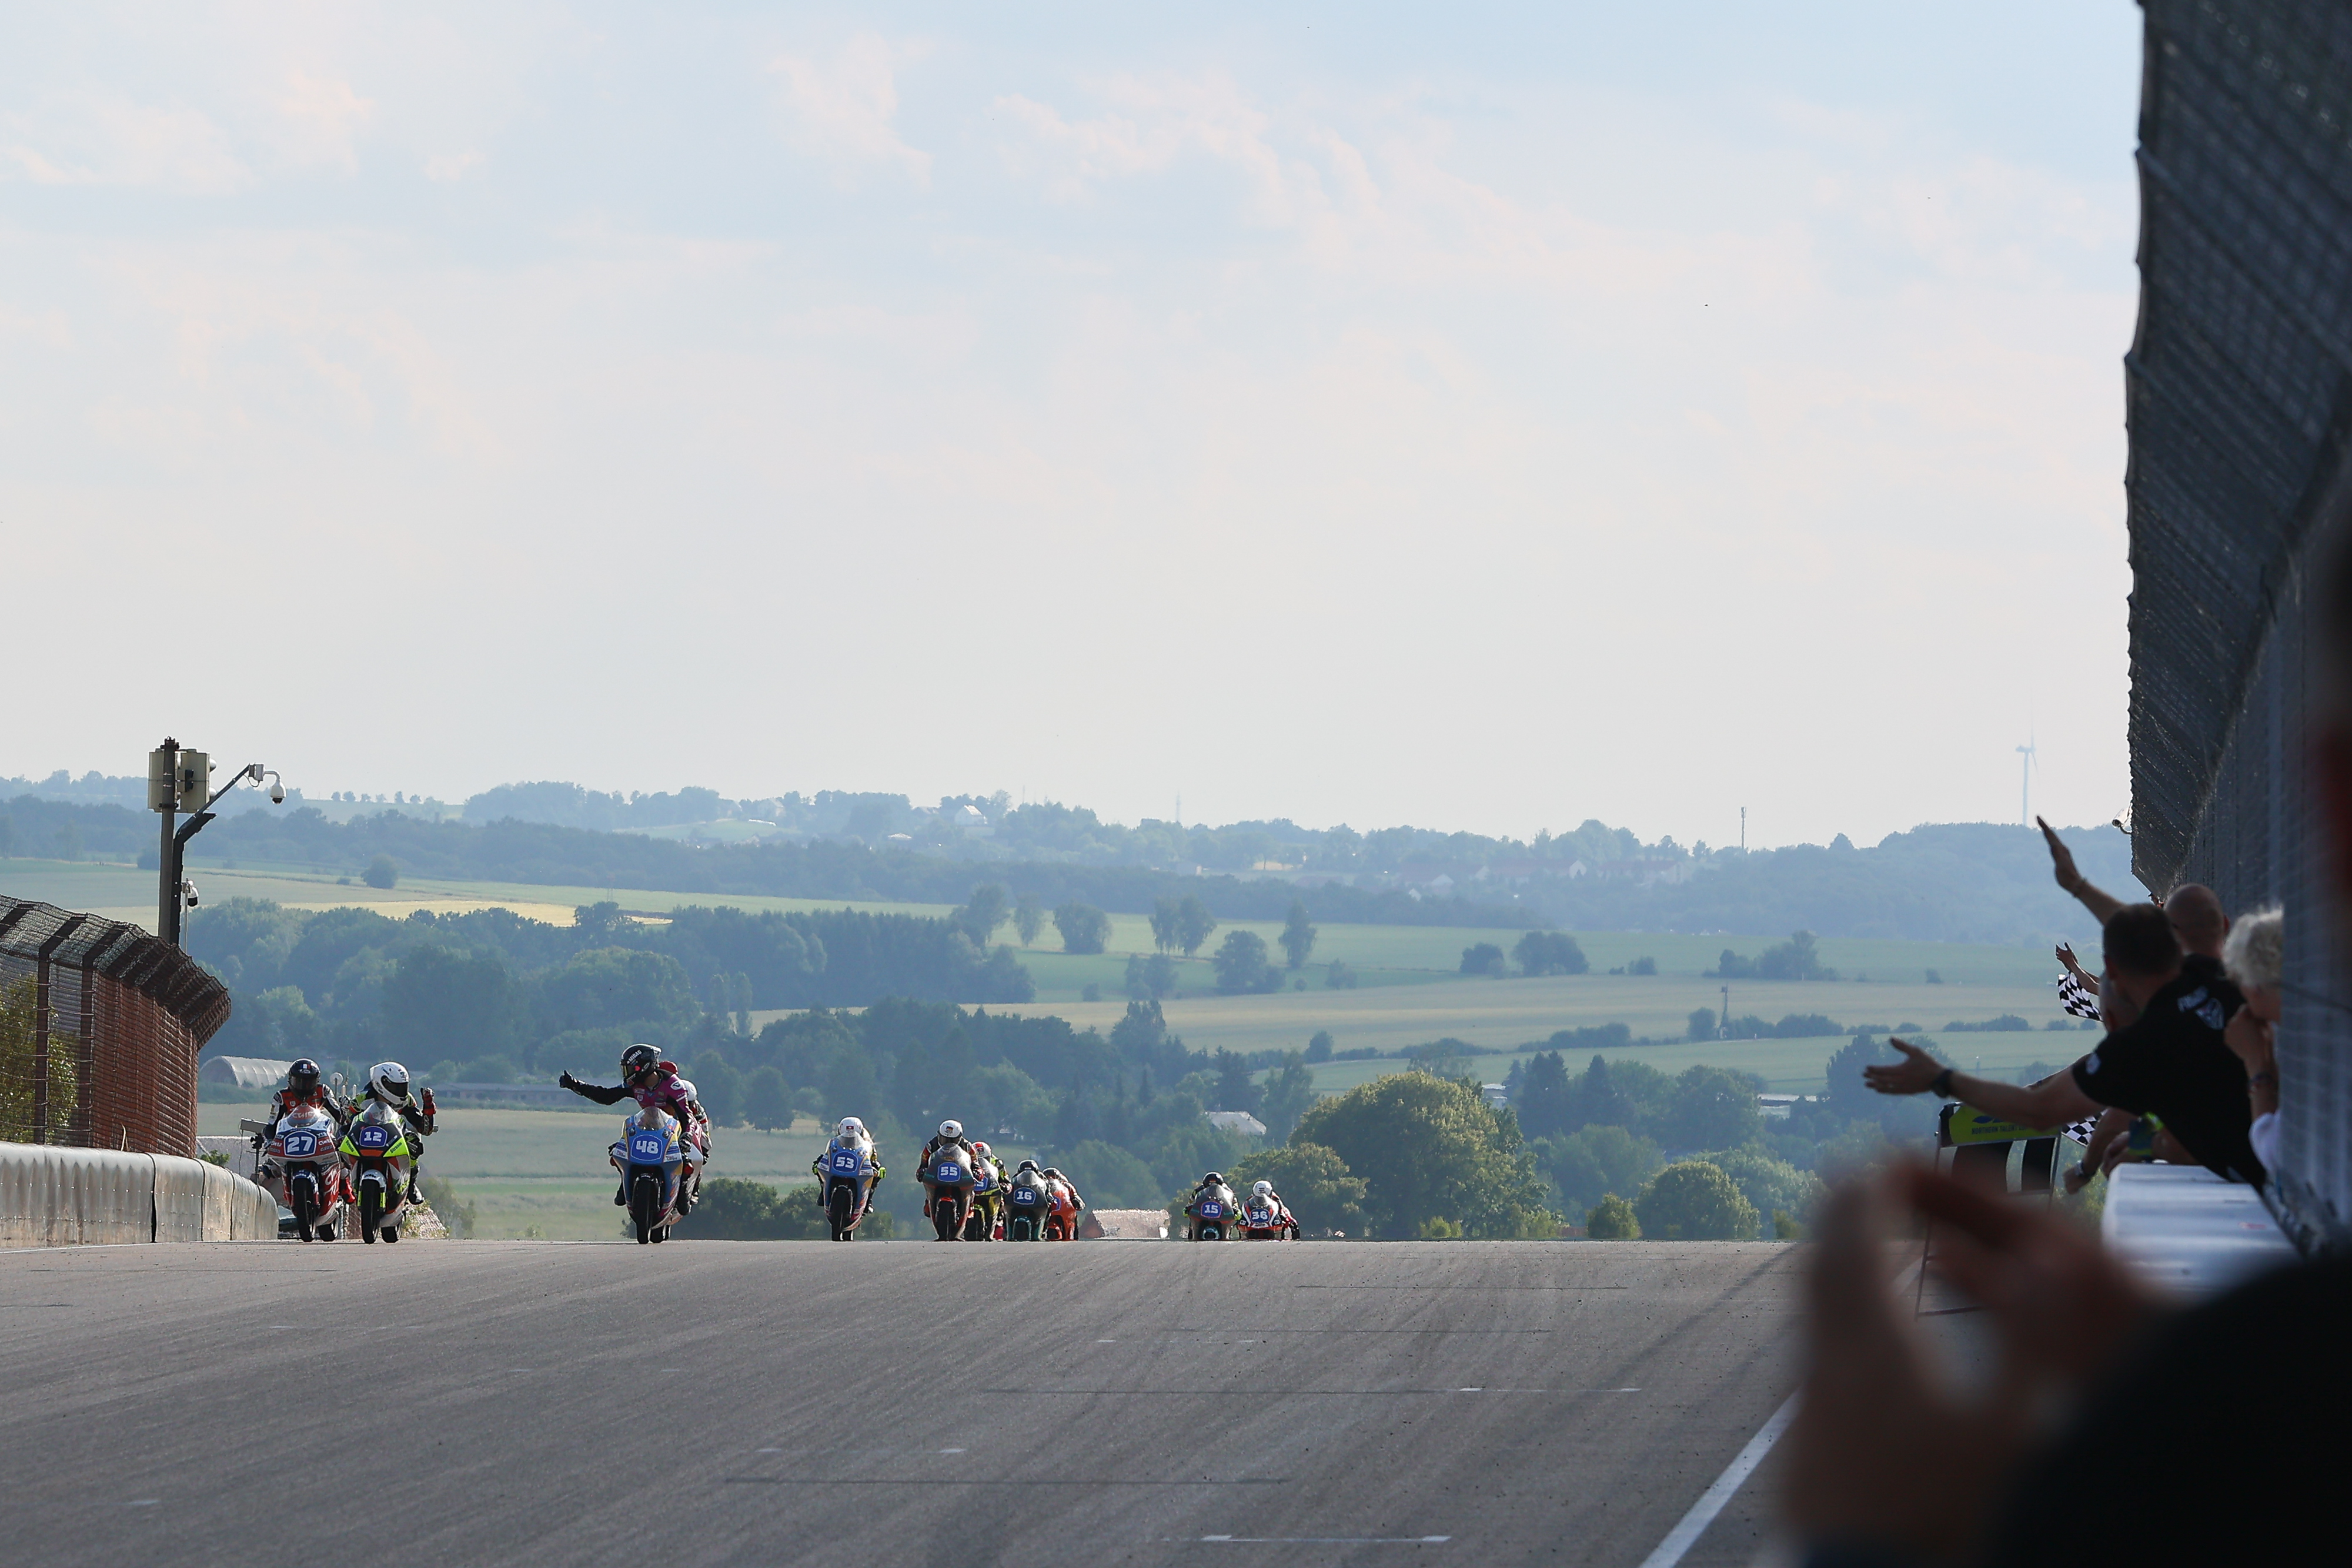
[2037,817,2126,925]
[1863,1038,2103,1128]
[558,1072,632,1106]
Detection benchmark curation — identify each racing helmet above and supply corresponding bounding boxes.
[287,1058,322,1097]
[1202,1172,1225,1188]
[938,1119,963,1141]
[970,1140,991,1159]
[1252,1180,1274,1198]
[620,1043,662,1084]
[1041,1168,1064,1181]
[837,1116,866,1143]
[1016,1158,1040,1173]
[368,1062,410,1102]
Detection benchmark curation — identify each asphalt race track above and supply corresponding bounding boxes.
[0,1239,1802,1566]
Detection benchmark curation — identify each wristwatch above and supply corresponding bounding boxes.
[1929,1067,1955,1098]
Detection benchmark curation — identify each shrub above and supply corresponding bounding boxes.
[1460,942,1509,977]
[362,854,399,890]
[1586,1193,1639,1239]
[1686,1007,1719,1042]
[1626,955,1658,975]
[1513,931,1589,977]
[1304,1030,1335,1063]
[1636,1161,1760,1240]
[1053,902,1111,955]
[1325,960,1358,989]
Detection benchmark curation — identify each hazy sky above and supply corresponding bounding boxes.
[1,3,2143,847]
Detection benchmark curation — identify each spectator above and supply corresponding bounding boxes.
[2037,817,2231,969]
[1863,903,2261,1188]
[2220,907,2283,1172]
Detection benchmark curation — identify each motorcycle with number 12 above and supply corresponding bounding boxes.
[339,1100,418,1243]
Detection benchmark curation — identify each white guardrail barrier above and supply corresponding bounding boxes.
[1,1141,279,1248]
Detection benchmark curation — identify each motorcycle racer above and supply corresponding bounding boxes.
[1184,1171,1240,1240]
[252,1058,349,1206]
[967,1139,1010,1238]
[917,1119,978,1225]
[1243,1178,1299,1238]
[562,1045,712,1210]
[1041,1166,1085,1239]
[810,1116,886,1222]
[350,1062,436,1207]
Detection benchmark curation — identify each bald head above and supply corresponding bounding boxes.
[2165,883,2229,959]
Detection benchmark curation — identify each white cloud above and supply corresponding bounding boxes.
[766,34,930,185]
[276,69,375,173]
[0,92,249,192]
[425,150,484,182]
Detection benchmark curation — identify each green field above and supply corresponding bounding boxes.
[1285,1029,2087,1099]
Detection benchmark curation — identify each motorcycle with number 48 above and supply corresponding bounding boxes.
[614,1106,689,1244]
[339,1101,417,1244]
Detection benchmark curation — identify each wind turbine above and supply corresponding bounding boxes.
[2016,737,2037,827]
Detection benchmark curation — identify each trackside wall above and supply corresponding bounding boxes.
[0,1141,276,1248]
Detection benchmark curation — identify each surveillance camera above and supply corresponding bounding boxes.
[181,881,200,910]
[270,781,286,804]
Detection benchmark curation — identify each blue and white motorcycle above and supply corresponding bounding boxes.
[613,1107,687,1245]
[818,1139,877,1241]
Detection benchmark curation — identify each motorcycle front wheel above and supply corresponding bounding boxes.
[359,1184,383,1243]
[290,1176,317,1242]
[631,1174,660,1244]
[829,1183,854,1241]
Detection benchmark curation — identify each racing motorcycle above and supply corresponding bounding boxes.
[268,1104,351,1242]
[1004,1173,1052,1241]
[820,1141,876,1241]
[1187,1189,1238,1242]
[339,1101,417,1244]
[616,1106,688,1245]
[926,1148,980,1241]
[1239,1198,1299,1240]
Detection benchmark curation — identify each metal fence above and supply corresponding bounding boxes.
[0,894,230,1157]
[2127,0,2352,1250]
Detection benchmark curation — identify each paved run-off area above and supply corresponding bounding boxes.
[0,1239,1801,1567]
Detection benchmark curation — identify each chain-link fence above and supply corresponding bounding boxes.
[2127,0,2352,1250]
[0,894,229,1157]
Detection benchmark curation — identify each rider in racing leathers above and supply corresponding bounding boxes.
[561,1044,713,1212]
[253,1057,349,1201]
[967,1139,1010,1238]
[916,1119,979,1222]
[1184,1171,1240,1239]
[1245,1178,1298,1235]
[1041,1166,1087,1238]
[352,1061,437,1208]
[810,1116,886,1220]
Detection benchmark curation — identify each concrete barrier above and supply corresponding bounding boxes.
[1,1141,279,1247]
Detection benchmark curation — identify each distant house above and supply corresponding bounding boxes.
[953,804,993,835]
[1596,858,1692,887]
[1203,1110,1267,1137]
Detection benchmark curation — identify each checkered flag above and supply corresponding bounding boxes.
[2059,971,2100,1021]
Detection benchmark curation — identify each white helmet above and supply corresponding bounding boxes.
[368,1062,410,1103]
[837,1116,866,1142]
[939,1119,963,1141]
[1252,1180,1274,1198]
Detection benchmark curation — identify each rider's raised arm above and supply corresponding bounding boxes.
[558,1071,634,1105]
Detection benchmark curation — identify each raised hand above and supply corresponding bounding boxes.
[2037,816,2083,893]
[1863,1038,1945,1096]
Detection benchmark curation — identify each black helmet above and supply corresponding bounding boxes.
[288,1058,322,1095]
[1202,1172,1225,1186]
[620,1044,661,1084]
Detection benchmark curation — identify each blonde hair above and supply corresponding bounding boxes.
[2222,906,2283,994]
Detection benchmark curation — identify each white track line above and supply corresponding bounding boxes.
[1639,1256,1925,1568]
[1635,1392,1800,1568]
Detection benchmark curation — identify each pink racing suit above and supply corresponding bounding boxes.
[562,1066,711,1161]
